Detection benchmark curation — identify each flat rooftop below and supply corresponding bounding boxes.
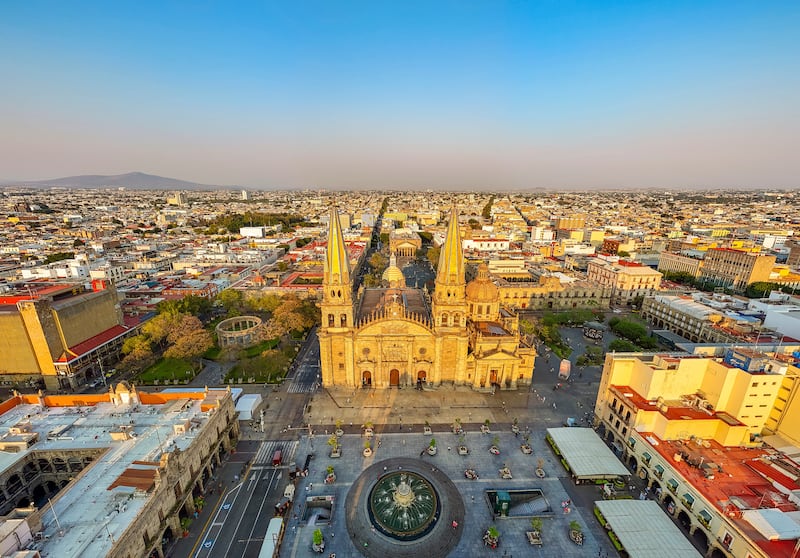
[546,427,629,479]
[595,500,702,558]
[642,430,800,557]
[0,386,232,558]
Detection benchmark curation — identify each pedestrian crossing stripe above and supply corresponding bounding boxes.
[253,440,299,466]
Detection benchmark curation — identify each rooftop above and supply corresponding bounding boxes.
[641,430,800,557]
[0,386,232,558]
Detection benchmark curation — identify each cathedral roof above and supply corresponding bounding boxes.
[357,288,430,323]
[466,263,499,302]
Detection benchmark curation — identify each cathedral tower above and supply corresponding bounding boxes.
[319,208,355,387]
[431,206,469,385]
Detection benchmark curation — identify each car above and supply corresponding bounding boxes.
[89,380,101,388]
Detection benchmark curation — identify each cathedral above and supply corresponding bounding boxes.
[318,206,536,391]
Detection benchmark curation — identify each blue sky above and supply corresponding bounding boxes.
[1,1,798,189]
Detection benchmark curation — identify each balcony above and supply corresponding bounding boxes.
[698,509,712,528]
[653,464,664,479]
[681,492,695,510]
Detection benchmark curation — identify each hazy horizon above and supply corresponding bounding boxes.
[1,1,798,190]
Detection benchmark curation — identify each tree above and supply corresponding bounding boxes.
[617,250,631,258]
[157,295,211,317]
[745,282,781,299]
[468,218,481,230]
[120,335,154,370]
[217,289,244,316]
[427,246,441,270]
[369,252,387,272]
[164,326,213,360]
[481,196,495,220]
[245,292,282,313]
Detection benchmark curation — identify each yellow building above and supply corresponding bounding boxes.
[699,248,775,290]
[587,259,662,305]
[319,207,535,390]
[0,282,129,390]
[594,352,800,558]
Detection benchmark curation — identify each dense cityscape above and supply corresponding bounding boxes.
[2,1,799,557]
[0,185,796,558]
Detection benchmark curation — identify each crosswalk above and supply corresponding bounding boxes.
[253,440,299,467]
[287,382,317,394]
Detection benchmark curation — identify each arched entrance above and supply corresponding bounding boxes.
[362,371,372,387]
[416,370,426,390]
[489,370,498,385]
[677,510,691,531]
[709,547,727,558]
[389,369,400,387]
[693,528,710,553]
[663,494,676,515]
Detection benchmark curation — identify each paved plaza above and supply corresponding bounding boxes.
[279,427,619,558]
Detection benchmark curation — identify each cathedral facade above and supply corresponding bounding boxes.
[318,206,536,391]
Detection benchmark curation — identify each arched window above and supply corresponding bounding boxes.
[328,314,335,327]
[340,314,347,327]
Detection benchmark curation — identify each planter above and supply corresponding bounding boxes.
[481,425,491,434]
[511,425,520,435]
[489,445,500,455]
[363,447,373,457]
[569,529,584,546]
[325,473,336,484]
[520,444,533,454]
[465,469,479,480]
[423,426,432,435]
[330,448,341,458]
[499,467,512,479]
[335,428,344,437]
[535,468,546,478]
[427,445,437,456]
[182,530,189,538]
[364,427,374,438]
[458,445,469,456]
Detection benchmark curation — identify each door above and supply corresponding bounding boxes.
[389,369,400,387]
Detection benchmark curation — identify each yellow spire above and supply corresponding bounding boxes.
[436,205,464,286]
[324,207,350,286]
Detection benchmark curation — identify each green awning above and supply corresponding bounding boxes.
[667,478,678,490]
[628,436,636,447]
[682,493,695,505]
[654,464,664,475]
[642,451,652,463]
[698,509,712,523]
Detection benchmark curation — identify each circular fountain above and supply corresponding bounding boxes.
[345,458,464,558]
[368,471,439,540]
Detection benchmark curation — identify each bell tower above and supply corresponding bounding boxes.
[319,207,355,387]
[431,205,468,385]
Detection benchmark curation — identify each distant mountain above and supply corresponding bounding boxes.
[1,171,232,190]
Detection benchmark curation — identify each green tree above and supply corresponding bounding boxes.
[369,252,387,272]
[427,246,441,269]
[745,282,781,299]
[44,252,75,264]
[481,196,495,220]
[217,289,244,316]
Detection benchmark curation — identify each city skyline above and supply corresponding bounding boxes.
[1,1,798,190]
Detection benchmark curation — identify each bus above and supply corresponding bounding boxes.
[258,517,284,558]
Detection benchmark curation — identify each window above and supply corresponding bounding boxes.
[682,492,695,509]
[642,451,652,464]
[667,478,678,493]
[653,464,664,479]
[698,509,712,526]
[628,436,636,448]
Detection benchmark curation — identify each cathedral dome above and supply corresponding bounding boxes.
[382,253,406,288]
[465,263,498,302]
